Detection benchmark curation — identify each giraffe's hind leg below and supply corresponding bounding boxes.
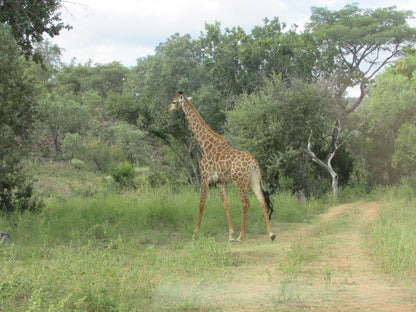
[218,183,236,242]
[235,182,250,242]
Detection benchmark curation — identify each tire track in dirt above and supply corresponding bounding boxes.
[293,201,416,312]
[155,202,416,311]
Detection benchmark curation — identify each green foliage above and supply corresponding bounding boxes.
[0,24,41,212]
[0,164,43,212]
[226,75,333,193]
[352,54,416,184]
[392,123,416,175]
[144,170,170,188]
[0,0,71,57]
[366,183,416,279]
[82,139,119,172]
[272,192,324,223]
[53,61,128,97]
[109,161,135,188]
[198,19,317,95]
[25,40,63,88]
[37,93,91,155]
[307,4,416,91]
[112,122,146,163]
[0,25,37,143]
[61,133,85,160]
[3,4,416,199]
[105,92,139,124]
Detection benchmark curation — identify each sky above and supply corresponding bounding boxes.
[51,0,416,67]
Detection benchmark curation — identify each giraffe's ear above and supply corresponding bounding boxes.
[187,96,192,101]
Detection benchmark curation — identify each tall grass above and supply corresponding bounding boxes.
[366,182,416,280]
[0,188,242,311]
[0,160,330,310]
[1,187,323,248]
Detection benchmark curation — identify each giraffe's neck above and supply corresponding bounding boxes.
[181,98,227,152]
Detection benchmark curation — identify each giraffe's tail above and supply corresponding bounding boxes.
[262,189,274,220]
[250,163,275,220]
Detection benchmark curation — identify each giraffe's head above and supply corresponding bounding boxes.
[165,91,191,113]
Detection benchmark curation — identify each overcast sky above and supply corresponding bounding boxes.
[51,0,416,67]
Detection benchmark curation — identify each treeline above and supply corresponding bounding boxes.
[1,3,416,211]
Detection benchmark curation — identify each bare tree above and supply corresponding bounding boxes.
[306,5,416,195]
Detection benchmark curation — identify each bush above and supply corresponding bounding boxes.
[82,139,118,172]
[61,133,85,161]
[109,162,135,188]
[0,25,41,212]
[0,164,43,212]
[69,158,86,170]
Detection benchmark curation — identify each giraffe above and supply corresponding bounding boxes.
[165,91,276,242]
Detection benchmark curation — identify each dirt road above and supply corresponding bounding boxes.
[157,202,416,311]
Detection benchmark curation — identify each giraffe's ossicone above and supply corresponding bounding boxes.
[166,91,275,241]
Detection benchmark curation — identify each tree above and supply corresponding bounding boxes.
[61,133,84,161]
[26,40,63,88]
[351,53,416,184]
[52,62,129,97]
[37,93,91,156]
[126,21,320,186]
[197,20,318,98]
[85,62,129,98]
[125,33,207,185]
[112,122,146,164]
[392,123,416,176]
[226,75,332,194]
[305,5,416,195]
[0,25,40,211]
[0,0,71,58]
[105,92,139,124]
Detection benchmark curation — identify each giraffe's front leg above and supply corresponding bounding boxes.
[195,175,209,234]
[217,183,236,242]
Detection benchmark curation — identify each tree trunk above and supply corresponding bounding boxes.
[307,131,339,197]
[330,169,339,197]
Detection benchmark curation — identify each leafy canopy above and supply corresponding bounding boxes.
[307,4,416,95]
[0,0,71,57]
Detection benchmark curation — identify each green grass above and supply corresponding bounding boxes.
[0,160,352,311]
[0,161,327,311]
[0,186,322,248]
[0,234,238,311]
[0,198,239,311]
[365,184,416,279]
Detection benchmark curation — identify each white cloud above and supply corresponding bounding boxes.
[53,0,291,66]
[51,0,415,67]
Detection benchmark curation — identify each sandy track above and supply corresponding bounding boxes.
[157,202,416,311]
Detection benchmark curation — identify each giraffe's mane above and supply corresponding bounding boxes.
[184,97,228,144]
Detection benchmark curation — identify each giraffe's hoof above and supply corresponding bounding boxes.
[192,231,200,240]
[270,233,276,241]
[236,236,243,243]
[229,237,237,243]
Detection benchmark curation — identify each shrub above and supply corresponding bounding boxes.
[109,161,135,188]
[61,133,85,161]
[0,164,43,212]
[69,158,86,170]
[82,139,114,171]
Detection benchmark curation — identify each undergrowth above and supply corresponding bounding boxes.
[0,160,333,311]
[365,182,416,280]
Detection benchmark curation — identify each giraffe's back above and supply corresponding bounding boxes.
[201,145,258,185]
